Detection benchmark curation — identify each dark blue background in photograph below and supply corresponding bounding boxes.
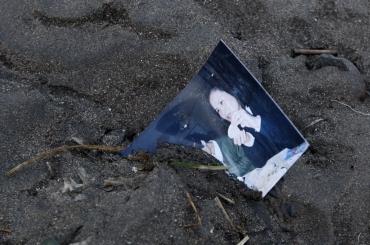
[121,41,307,168]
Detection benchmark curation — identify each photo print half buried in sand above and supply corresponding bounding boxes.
[121,40,309,197]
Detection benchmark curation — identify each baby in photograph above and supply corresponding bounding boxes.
[201,88,307,196]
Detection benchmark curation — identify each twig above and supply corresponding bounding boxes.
[303,118,325,130]
[292,48,337,56]
[127,152,151,162]
[103,176,144,188]
[331,100,370,116]
[217,193,235,205]
[170,161,227,171]
[104,177,127,187]
[357,232,362,245]
[237,235,250,245]
[6,144,122,177]
[214,197,238,231]
[45,161,56,178]
[0,228,11,234]
[184,192,202,228]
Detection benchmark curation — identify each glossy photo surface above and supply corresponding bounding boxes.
[122,41,309,197]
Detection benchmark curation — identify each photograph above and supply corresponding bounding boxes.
[121,41,309,196]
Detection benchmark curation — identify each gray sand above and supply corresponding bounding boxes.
[0,0,369,244]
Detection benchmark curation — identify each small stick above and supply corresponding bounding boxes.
[217,193,235,205]
[6,144,123,177]
[170,161,227,171]
[214,197,238,231]
[237,235,250,245]
[292,48,337,56]
[0,228,11,234]
[184,192,202,228]
[127,152,151,162]
[357,232,362,245]
[303,118,325,130]
[331,100,370,116]
[45,161,55,177]
[103,178,127,187]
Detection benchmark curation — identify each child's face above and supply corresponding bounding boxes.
[209,89,241,122]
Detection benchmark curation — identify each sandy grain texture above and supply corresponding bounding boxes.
[0,0,369,244]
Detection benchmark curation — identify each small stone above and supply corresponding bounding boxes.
[132,166,138,173]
